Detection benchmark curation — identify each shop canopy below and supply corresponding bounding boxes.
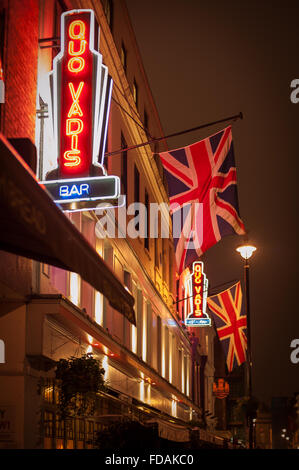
[0,134,135,325]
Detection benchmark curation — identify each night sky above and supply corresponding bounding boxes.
[126,0,299,404]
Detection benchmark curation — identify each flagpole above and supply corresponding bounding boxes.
[173,279,239,305]
[105,112,243,158]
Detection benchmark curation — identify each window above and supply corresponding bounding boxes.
[164,326,169,380]
[146,302,152,366]
[44,411,54,438]
[144,109,149,138]
[131,281,138,354]
[176,278,180,314]
[179,349,182,391]
[77,419,85,441]
[103,0,113,30]
[154,237,158,268]
[67,419,74,440]
[134,164,140,202]
[69,272,81,306]
[86,421,94,441]
[169,243,173,292]
[100,242,113,330]
[134,164,140,231]
[157,315,162,374]
[52,1,65,62]
[137,289,143,358]
[120,42,127,72]
[124,270,132,291]
[121,133,127,203]
[144,190,149,250]
[123,271,132,349]
[154,212,160,268]
[132,79,138,107]
[142,297,147,362]
[94,291,103,326]
[56,415,64,439]
[162,238,168,283]
[42,263,50,278]
[43,379,55,403]
[185,355,189,396]
[169,333,173,383]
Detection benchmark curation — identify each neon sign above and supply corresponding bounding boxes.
[41,175,120,204]
[59,183,90,198]
[185,261,211,327]
[212,379,229,399]
[40,10,120,211]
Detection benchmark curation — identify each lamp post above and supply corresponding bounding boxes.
[236,243,256,449]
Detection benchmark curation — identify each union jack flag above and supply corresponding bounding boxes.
[207,282,247,372]
[159,126,246,272]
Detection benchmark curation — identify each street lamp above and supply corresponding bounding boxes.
[236,242,256,450]
[236,245,256,260]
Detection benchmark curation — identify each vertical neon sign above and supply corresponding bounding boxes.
[41,10,121,212]
[185,261,211,327]
[49,9,113,179]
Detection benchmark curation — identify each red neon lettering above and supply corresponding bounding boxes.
[68,39,87,56]
[66,118,83,135]
[63,149,81,167]
[69,20,85,40]
[194,264,201,272]
[67,20,86,73]
[64,119,83,167]
[68,57,85,73]
[67,82,84,117]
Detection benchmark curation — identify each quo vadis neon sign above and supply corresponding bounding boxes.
[40,10,120,211]
[185,261,211,327]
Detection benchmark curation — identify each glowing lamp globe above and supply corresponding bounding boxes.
[236,244,256,260]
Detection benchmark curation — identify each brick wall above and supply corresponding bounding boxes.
[0,0,39,296]
[2,0,39,141]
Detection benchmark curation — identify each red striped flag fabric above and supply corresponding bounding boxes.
[207,281,247,372]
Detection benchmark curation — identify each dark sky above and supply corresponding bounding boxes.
[126,0,299,404]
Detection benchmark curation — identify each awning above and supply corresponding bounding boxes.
[0,134,135,325]
[147,418,190,442]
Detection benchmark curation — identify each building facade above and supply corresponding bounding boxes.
[0,0,220,449]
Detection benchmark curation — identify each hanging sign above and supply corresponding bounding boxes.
[212,379,229,399]
[185,261,211,327]
[40,9,120,211]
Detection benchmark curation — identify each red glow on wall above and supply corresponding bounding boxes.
[59,12,93,178]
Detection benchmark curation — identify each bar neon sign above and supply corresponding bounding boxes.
[40,10,120,211]
[185,261,211,327]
